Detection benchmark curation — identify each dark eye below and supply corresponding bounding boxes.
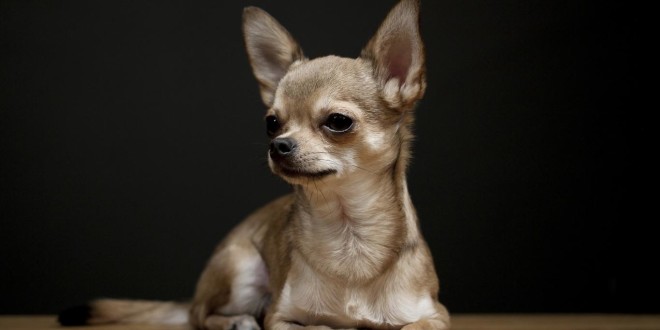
[266,115,280,137]
[324,113,353,133]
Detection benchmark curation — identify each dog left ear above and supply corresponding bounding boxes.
[361,0,426,108]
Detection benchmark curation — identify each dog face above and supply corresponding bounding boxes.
[264,56,401,185]
[243,0,425,186]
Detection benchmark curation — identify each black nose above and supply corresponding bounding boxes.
[270,137,297,158]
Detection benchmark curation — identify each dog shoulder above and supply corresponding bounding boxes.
[248,194,297,289]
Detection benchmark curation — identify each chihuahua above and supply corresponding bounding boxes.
[58,0,450,329]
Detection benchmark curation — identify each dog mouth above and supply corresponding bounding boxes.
[276,165,337,179]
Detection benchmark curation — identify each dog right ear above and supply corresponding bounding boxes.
[243,7,304,107]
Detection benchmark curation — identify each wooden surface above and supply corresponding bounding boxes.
[1,315,660,330]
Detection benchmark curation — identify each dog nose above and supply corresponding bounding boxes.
[270,138,297,158]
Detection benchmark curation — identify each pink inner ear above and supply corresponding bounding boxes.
[385,38,413,85]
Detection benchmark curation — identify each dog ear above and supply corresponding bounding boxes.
[361,0,425,108]
[243,7,305,107]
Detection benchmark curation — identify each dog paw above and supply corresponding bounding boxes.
[401,319,449,330]
[204,314,261,330]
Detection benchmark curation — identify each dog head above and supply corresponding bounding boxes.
[243,0,425,186]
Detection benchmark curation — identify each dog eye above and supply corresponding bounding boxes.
[324,114,353,133]
[266,115,280,137]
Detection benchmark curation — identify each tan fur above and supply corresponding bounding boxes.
[191,1,449,329]
[86,299,188,325]
[66,1,449,329]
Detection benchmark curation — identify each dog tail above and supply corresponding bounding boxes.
[58,298,189,326]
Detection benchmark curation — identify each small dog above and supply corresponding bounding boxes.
[59,1,450,329]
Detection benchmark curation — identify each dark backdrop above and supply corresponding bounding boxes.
[1,0,653,315]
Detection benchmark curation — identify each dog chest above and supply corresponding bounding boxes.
[274,256,437,328]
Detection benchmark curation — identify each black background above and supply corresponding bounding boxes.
[1,0,653,315]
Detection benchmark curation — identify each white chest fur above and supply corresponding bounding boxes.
[275,252,437,328]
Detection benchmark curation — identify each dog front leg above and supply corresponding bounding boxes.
[401,319,449,330]
[269,323,356,330]
[266,314,356,330]
[203,315,261,330]
[401,302,450,330]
